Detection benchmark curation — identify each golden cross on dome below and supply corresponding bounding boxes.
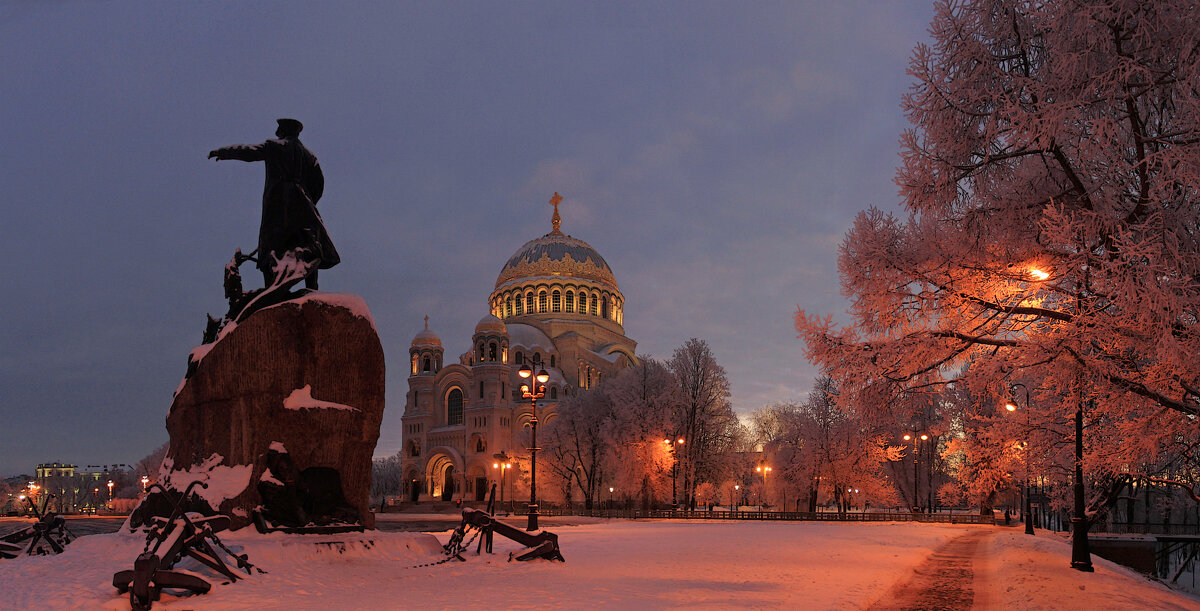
[424,315,429,330]
[549,192,563,235]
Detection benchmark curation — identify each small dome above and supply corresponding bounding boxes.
[475,314,507,336]
[411,318,442,349]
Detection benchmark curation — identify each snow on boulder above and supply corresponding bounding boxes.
[284,385,359,411]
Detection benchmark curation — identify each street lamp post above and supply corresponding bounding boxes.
[665,437,685,510]
[756,464,772,508]
[608,487,614,511]
[1006,384,1036,536]
[492,457,512,511]
[1071,398,1094,572]
[902,433,929,511]
[518,363,549,531]
[734,484,740,511]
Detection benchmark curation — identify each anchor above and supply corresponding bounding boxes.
[443,484,565,563]
[0,494,75,559]
[113,481,259,610]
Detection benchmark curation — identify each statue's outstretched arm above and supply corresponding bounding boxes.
[208,143,267,162]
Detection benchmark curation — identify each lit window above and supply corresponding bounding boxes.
[552,290,561,312]
[565,291,574,313]
[538,291,547,313]
[447,389,464,426]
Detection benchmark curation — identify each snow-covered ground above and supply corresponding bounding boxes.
[2,519,1197,610]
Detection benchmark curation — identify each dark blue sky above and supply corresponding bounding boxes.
[0,1,933,477]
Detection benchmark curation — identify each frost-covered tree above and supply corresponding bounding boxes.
[797,0,1200,562]
[371,454,405,503]
[541,387,612,510]
[669,338,741,509]
[753,377,902,514]
[601,357,678,508]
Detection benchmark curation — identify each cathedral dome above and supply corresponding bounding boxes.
[489,193,626,328]
[475,314,507,336]
[494,233,618,292]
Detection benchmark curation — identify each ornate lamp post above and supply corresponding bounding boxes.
[665,437,685,510]
[734,484,740,510]
[608,487,614,510]
[518,363,549,531]
[1005,383,1036,536]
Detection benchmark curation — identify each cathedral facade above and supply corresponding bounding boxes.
[400,196,637,503]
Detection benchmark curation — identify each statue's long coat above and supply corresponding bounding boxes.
[212,137,340,275]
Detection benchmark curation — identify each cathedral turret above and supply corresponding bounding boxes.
[409,316,443,376]
[472,314,509,365]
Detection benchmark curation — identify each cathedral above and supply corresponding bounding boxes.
[400,194,637,503]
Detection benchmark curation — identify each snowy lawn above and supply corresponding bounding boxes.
[1,519,1196,609]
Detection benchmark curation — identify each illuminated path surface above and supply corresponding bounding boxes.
[869,529,991,611]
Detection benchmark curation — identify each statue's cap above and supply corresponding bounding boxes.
[276,118,303,135]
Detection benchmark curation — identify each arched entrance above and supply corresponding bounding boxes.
[442,465,455,501]
[427,453,461,501]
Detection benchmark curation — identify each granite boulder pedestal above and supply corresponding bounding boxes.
[131,292,385,531]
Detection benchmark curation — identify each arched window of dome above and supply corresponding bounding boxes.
[505,297,512,318]
[514,295,523,316]
[515,351,524,365]
[550,354,557,368]
[590,294,599,316]
[550,386,558,400]
[422,356,431,373]
[502,344,509,363]
[602,296,609,319]
[552,290,561,312]
[489,342,498,361]
[533,352,542,365]
[447,388,464,426]
[525,292,534,314]
[565,291,574,313]
[538,290,547,313]
[411,354,418,376]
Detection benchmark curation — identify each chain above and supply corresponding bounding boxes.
[207,527,266,575]
[402,525,484,570]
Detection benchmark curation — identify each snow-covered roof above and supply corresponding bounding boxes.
[506,323,554,352]
[585,345,624,364]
